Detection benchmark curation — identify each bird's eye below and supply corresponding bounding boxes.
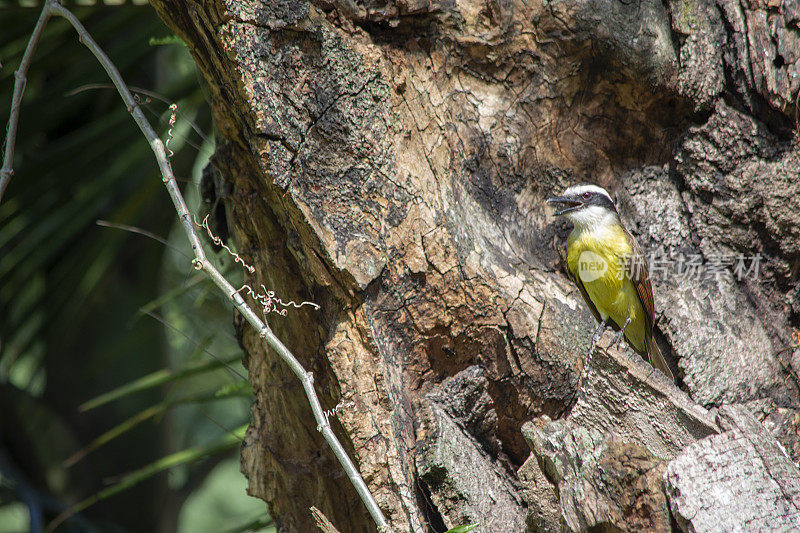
[582,192,591,199]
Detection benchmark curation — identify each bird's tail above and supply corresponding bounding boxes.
[646,335,675,383]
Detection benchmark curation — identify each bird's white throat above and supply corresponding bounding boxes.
[565,205,620,232]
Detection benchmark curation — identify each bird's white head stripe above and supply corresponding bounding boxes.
[561,184,614,205]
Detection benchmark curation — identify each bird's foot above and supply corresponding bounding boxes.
[612,330,625,350]
[588,319,609,354]
[612,317,632,350]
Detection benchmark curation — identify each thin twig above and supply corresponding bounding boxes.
[3,2,390,531]
[145,311,247,382]
[198,406,246,443]
[0,5,52,202]
[68,86,206,154]
[96,219,189,258]
[66,83,211,145]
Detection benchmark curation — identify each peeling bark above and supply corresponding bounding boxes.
[524,336,718,532]
[150,0,800,531]
[665,405,800,532]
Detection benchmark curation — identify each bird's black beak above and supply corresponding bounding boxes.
[546,195,583,216]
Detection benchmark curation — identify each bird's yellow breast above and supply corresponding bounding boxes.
[566,225,647,352]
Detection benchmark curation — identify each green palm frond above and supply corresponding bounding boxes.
[48,425,248,532]
[79,355,242,412]
[1,6,266,531]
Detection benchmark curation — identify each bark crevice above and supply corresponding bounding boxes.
[150,0,800,530]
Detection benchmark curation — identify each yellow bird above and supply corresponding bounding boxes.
[547,184,675,382]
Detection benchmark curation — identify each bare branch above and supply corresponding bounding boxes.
[0,5,51,202]
[1,2,391,530]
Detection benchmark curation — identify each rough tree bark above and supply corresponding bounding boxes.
[150,0,800,531]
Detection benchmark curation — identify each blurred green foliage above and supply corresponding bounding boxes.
[0,6,272,532]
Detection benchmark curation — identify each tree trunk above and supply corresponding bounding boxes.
[150,0,800,531]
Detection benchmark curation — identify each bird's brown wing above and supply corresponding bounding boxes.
[622,228,675,381]
[623,227,655,335]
